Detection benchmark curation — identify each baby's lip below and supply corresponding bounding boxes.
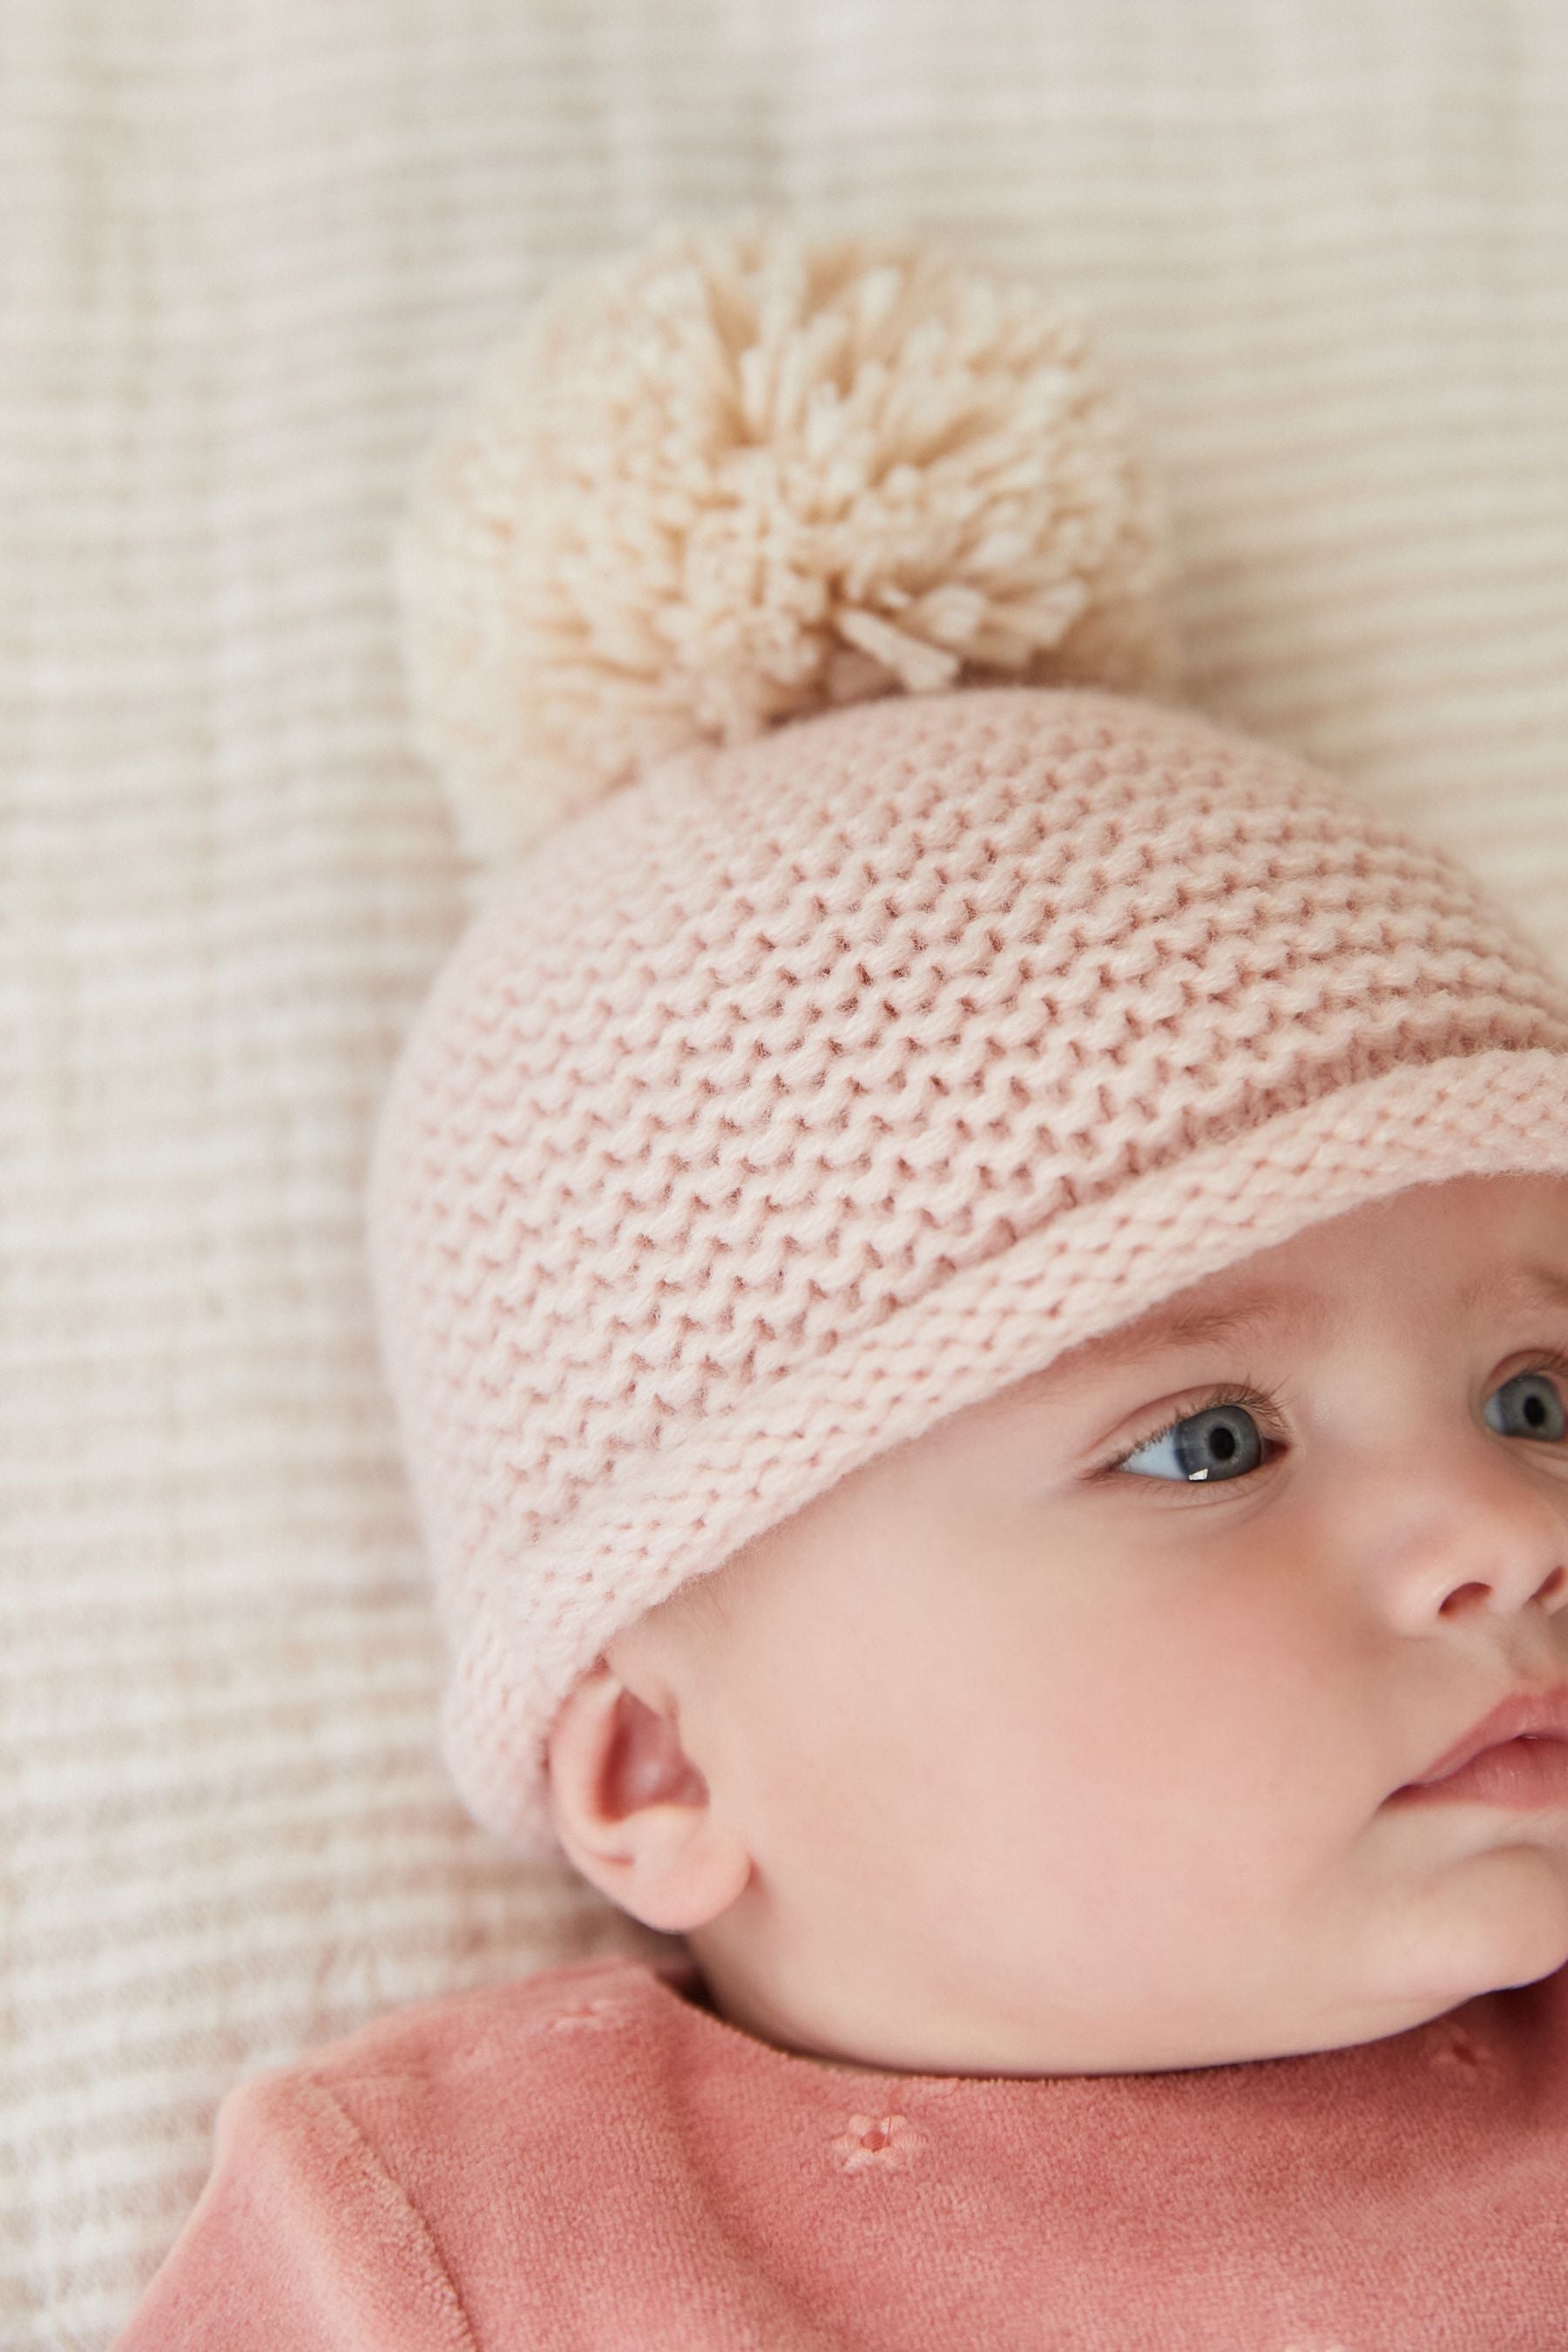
[1402,1682,1568,1788]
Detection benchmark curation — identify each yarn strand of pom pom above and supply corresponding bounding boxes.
[394,215,1179,870]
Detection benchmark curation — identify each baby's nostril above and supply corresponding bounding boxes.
[1437,1582,1490,1617]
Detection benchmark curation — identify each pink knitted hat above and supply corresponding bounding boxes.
[367,215,1568,1864]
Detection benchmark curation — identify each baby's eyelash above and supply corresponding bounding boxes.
[1099,1374,1283,1477]
[1098,1348,1568,1480]
[1528,1345,1568,1390]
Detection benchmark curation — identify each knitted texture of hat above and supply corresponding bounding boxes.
[365,681,1568,1862]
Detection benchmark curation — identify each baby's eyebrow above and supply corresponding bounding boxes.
[989,1259,1568,1426]
[1087,1284,1329,1370]
[1073,1258,1568,1378]
[1458,1260,1568,1320]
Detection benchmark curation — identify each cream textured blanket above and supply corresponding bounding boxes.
[4,5,1566,2344]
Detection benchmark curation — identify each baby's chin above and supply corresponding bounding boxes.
[1390,1841,1568,2009]
[1205,1866,1568,2068]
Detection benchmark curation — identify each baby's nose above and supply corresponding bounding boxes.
[1378,1443,1568,1630]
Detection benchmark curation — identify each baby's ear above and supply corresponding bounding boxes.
[544,1659,751,1933]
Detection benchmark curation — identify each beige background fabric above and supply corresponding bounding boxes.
[3,3,1566,2342]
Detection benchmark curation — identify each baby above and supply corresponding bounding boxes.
[552,1166,1568,2086]
[114,220,1568,2349]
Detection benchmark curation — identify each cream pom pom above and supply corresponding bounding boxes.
[395,213,1181,869]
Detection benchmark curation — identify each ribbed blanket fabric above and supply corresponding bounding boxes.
[7,4,1568,2344]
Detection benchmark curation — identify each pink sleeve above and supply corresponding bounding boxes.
[112,2069,479,2352]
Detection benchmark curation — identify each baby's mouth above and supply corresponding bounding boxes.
[1389,1733,1568,1813]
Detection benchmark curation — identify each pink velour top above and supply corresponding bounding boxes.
[114,1950,1568,2349]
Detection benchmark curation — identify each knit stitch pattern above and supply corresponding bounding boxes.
[364,683,1568,1859]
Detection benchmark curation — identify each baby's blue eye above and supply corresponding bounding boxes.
[1484,1369,1567,1443]
[1116,1367,1568,1486]
[1118,1402,1267,1484]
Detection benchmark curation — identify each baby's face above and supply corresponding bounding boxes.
[587,1171,1568,2077]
